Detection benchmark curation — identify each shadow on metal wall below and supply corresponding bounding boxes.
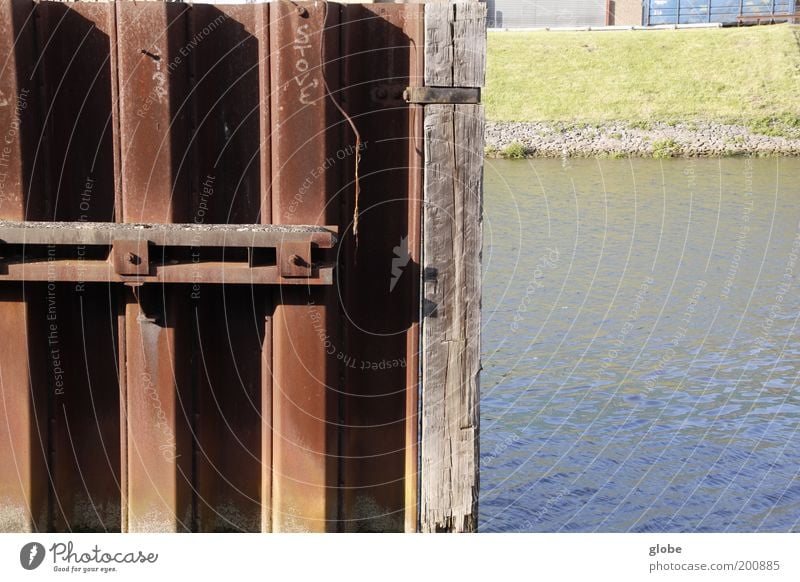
[0,0,421,533]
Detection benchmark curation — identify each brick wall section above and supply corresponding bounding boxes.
[610,0,643,25]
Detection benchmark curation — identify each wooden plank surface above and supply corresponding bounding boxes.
[423,3,453,87]
[421,2,485,533]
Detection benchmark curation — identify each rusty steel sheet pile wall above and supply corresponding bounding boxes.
[0,0,434,533]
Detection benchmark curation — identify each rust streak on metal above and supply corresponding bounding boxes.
[339,3,423,533]
[255,1,273,532]
[41,0,124,533]
[117,1,194,532]
[405,2,425,534]
[118,290,128,533]
[0,0,48,533]
[0,220,337,247]
[191,2,268,532]
[0,262,334,286]
[270,0,340,532]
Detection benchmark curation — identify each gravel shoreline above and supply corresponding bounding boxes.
[484,121,800,158]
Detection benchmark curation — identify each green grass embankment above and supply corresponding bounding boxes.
[485,24,800,135]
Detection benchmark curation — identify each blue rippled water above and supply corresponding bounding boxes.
[480,157,800,532]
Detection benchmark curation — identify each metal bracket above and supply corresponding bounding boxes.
[403,86,481,105]
[112,239,150,276]
[0,221,338,286]
[370,83,407,108]
[279,241,312,278]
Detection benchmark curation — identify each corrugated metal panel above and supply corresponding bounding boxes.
[647,0,796,25]
[488,0,607,28]
[0,0,424,533]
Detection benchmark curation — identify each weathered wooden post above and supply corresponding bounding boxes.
[419,2,486,533]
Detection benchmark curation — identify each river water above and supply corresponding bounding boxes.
[480,157,800,532]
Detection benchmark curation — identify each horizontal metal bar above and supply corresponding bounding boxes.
[0,259,334,286]
[403,86,481,105]
[0,221,338,248]
[0,221,337,285]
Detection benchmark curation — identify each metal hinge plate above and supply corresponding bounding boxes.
[403,86,481,105]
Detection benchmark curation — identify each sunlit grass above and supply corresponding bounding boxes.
[485,24,800,127]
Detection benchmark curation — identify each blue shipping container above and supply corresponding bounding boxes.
[647,0,796,25]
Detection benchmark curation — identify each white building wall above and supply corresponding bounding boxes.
[487,0,608,28]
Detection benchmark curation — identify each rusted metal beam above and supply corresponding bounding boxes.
[269,0,341,532]
[0,220,337,285]
[39,0,123,533]
[0,261,333,286]
[1,0,122,533]
[123,286,193,532]
[116,0,194,533]
[0,220,337,248]
[194,286,268,532]
[254,1,274,534]
[0,285,49,532]
[190,1,269,533]
[339,2,423,533]
[405,5,426,535]
[0,0,49,533]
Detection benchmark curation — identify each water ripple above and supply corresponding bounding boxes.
[480,158,800,533]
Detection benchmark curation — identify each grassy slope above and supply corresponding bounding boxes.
[485,25,800,125]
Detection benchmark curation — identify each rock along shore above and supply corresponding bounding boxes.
[484,120,800,158]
